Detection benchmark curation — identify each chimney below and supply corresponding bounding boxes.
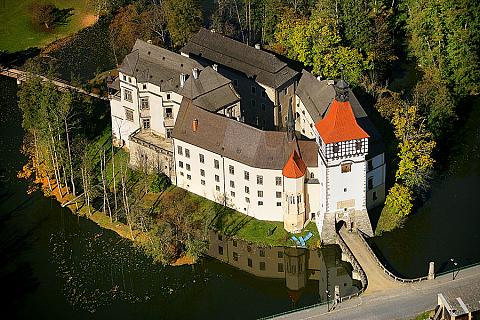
[192,68,199,79]
[180,73,186,87]
[192,119,199,132]
[254,43,261,50]
[212,64,218,72]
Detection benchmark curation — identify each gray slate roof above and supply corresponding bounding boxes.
[178,67,240,112]
[119,39,202,93]
[296,70,383,158]
[181,28,299,89]
[173,98,318,170]
[440,282,480,316]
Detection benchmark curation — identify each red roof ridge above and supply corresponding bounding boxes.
[314,99,369,144]
[282,150,307,179]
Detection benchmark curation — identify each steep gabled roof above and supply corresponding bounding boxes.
[282,150,307,179]
[315,99,369,144]
[181,28,298,88]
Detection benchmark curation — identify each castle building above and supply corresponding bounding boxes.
[108,29,386,243]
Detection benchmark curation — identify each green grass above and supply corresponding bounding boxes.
[411,310,433,320]
[0,0,95,52]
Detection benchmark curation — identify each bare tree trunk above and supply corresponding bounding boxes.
[101,150,112,223]
[49,142,62,197]
[46,175,52,192]
[120,163,134,240]
[33,130,40,170]
[112,144,118,219]
[64,118,76,196]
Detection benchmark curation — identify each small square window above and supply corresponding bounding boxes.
[166,93,171,100]
[276,191,282,198]
[177,146,183,155]
[333,144,340,153]
[251,86,256,94]
[373,191,378,200]
[216,185,220,191]
[341,163,351,173]
[187,174,191,180]
[245,186,250,194]
[230,180,235,188]
[258,201,263,206]
[261,91,266,98]
[244,171,250,180]
[229,165,234,175]
[275,177,282,186]
[247,245,252,252]
[218,246,224,255]
[180,172,184,176]
[248,258,252,267]
[245,197,250,203]
[259,249,265,257]
[230,191,235,197]
[214,159,220,169]
[185,149,190,158]
[215,174,220,182]
[258,190,263,197]
[179,161,184,168]
[260,261,266,271]
[276,202,281,207]
[200,169,205,177]
[186,164,191,171]
[233,252,238,261]
[142,83,147,90]
[344,188,347,192]
[199,154,205,163]
[124,108,134,121]
[257,175,263,185]
[233,240,237,247]
[201,179,206,185]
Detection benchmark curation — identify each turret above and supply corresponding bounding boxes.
[282,150,306,233]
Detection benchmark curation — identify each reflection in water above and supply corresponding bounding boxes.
[207,230,361,306]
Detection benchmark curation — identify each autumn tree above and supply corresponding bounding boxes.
[163,0,203,48]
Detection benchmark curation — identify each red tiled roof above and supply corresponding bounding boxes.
[315,99,369,144]
[282,150,306,179]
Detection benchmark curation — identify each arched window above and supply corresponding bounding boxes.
[310,172,315,179]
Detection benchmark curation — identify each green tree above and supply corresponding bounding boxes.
[163,0,202,48]
[384,183,413,217]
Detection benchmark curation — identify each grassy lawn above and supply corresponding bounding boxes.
[0,0,95,52]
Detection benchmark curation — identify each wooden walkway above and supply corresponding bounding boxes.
[339,227,402,294]
[0,67,108,100]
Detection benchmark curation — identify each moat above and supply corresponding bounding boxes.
[2,69,480,317]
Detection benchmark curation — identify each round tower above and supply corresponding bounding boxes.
[282,150,307,233]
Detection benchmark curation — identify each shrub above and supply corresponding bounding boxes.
[149,173,171,193]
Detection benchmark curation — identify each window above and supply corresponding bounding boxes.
[199,154,205,163]
[275,177,282,186]
[368,177,373,190]
[344,188,347,192]
[180,172,184,176]
[276,191,282,198]
[261,91,266,98]
[185,149,190,158]
[122,75,126,81]
[247,245,252,252]
[233,252,238,261]
[128,77,131,83]
[341,163,352,173]
[373,191,378,201]
[179,161,184,168]
[140,97,149,109]
[259,249,265,257]
[245,197,250,203]
[258,190,263,197]
[257,175,263,185]
[260,262,266,271]
[187,174,191,180]
[229,165,234,175]
[231,191,235,197]
[245,186,250,194]
[251,86,256,94]
[251,99,256,107]
[215,175,220,182]
[200,169,205,177]
[186,164,191,171]
[142,118,150,129]
[368,160,373,171]
[166,128,173,138]
[201,179,205,185]
[233,240,237,247]
[218,246,224,255]
[142,83,147,90]
[165,108,173,119]
[177,146,183,155]
[218,234,223,241]
[230,180,235,188]
[289,196,295,204]
[123,89,133,102]
[356,141,363,151]
[244,171,249,180]
[125,108,134,122]
[333,144,339,153]
[216,185,220,191]
[248,258,253,267]
[214,159,220,169]
[278,251,283,258]
[166,93,171,100]
[297,195,302,203]
[276,202,281,207]
[278,263,284,272]
[310,172,315,179]
[258,201,263,206]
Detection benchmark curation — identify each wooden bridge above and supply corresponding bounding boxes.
[0,67,108,100]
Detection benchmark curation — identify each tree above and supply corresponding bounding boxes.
[163,0,203,48]
[29,3,74,31]
[384,183,413,217]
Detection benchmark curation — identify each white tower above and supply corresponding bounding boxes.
[314,80,374,242]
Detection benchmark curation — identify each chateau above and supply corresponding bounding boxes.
[108,28,385,243]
